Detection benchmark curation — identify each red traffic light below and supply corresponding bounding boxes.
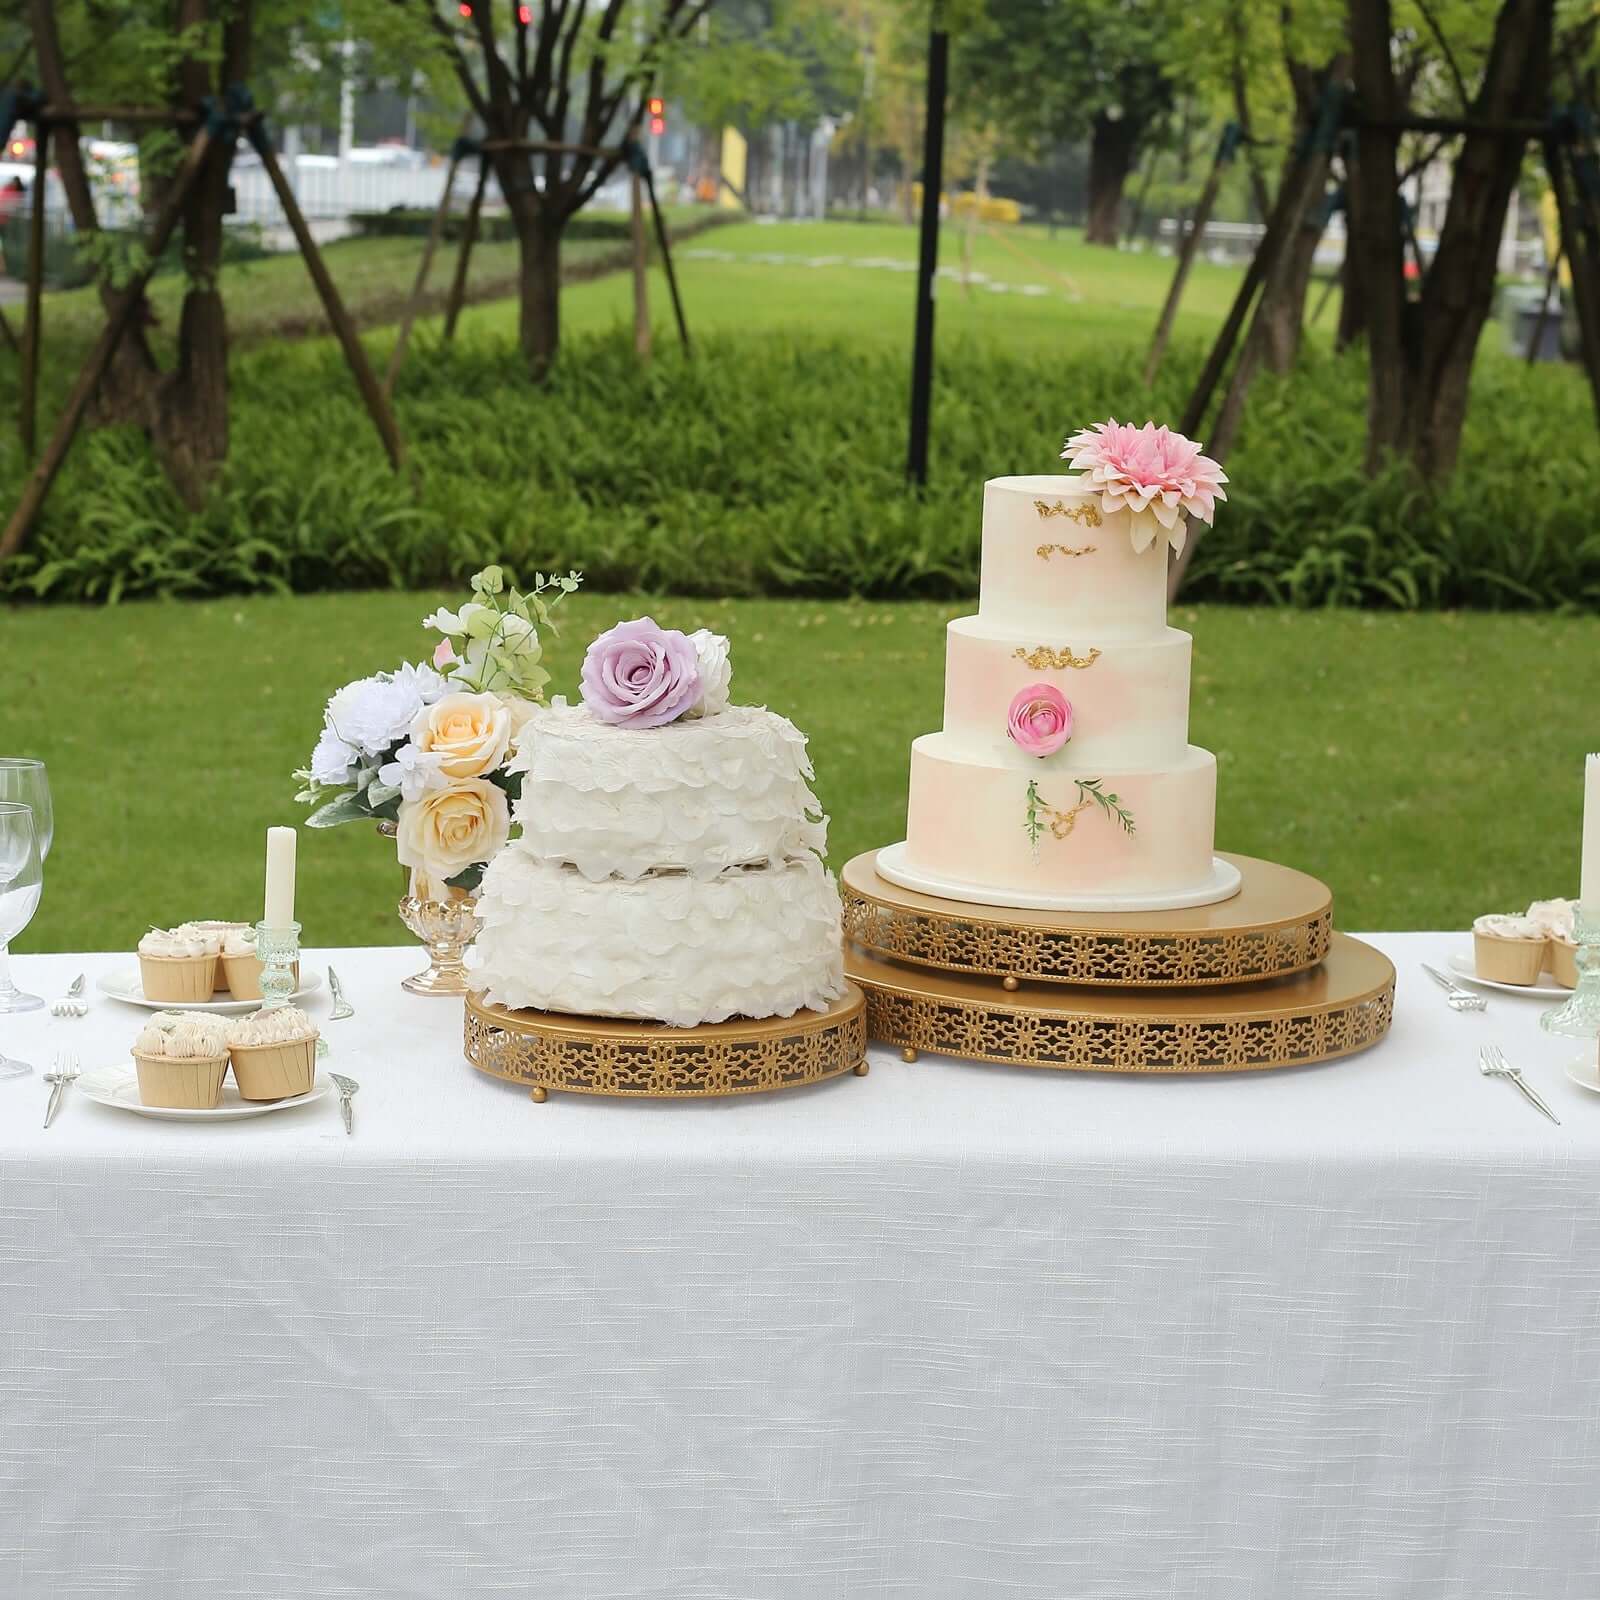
[647,97,665,118]
[517,3,532,21]
[457,2,472,14]
[649,116,665,136]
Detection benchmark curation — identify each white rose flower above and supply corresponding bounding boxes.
[685,630,732,718]
[309,727,357,787]
[378,742,451,803]
[393,661,449,706]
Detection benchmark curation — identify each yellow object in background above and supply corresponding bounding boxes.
[719,128,746,210]
[910,184,1022,224]
[1539,191,1570,287]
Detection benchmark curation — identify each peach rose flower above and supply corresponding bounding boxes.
[396,778,511,884]
[409,692,512,780]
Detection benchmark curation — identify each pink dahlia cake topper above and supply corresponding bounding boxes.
[1060,418,1227,556]
[1006,683,1073,758]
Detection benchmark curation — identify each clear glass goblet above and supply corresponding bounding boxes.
[0,802,44,1076]
[0,758,52,861]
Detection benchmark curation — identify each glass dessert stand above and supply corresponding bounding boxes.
[463,985,868,1102]
[842,850,1395,1073]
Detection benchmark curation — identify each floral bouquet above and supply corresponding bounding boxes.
[293,566,581,893]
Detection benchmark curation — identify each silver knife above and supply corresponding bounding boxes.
[1421,962,1475,999]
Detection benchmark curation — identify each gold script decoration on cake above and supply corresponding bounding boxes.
[1033,499,1102,527]
[1035,542,1097,560]
[1013,645,1101,670]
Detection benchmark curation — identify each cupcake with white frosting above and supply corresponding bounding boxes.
[1472,912,1547,986]
[226,1006,319,1101]
[175,921,251,994]
[214,926,299,1001]
[1527,898,1577,988]
[132,1011,231,1108]
[137,927,222,1005]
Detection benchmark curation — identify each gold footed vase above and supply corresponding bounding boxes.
[377,822,481,996]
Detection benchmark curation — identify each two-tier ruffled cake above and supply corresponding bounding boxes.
[471,619,847,1028]
[878,420,1243,912]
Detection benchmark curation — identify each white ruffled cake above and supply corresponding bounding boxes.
[471,623,847,1028]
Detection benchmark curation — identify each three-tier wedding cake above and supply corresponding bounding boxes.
[877,420,1242,912]
[472,619,847,1028]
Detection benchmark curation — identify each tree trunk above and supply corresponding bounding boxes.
[150,0,249,508]
[1084,110,1140,245]
[1351,0,1552,479]
[515,202,563,377]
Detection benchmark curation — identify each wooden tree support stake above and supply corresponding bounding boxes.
[630,168,652,358]
[1145,125,1237,386]
[384,129,470,395]
[0,128,215,561]
[254,136,404,470]
[20,121,48,460]
[0,306,15,355]
[641,155,689,354]
[443,158,489,343]
[1546,133,1600,429]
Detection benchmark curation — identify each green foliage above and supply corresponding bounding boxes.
[2,328,1597,611]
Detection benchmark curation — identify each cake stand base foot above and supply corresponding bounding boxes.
[901,1047,919,1064]
[853,1060,870,1076]
[1002,976,1020,992]
[530,1085,548,1103]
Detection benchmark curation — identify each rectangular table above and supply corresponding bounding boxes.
[3,938,1598,1598]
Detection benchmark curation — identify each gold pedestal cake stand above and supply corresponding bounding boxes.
[464,985,868,1101]
[842,851,1394,1074]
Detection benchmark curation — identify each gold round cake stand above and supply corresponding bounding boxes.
[842,849,1333,988]
[463,985,868,1101]
[847,933,1394,1074]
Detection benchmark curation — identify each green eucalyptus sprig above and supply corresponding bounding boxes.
[424,565,583,701]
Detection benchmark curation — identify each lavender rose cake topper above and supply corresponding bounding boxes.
[580,617,705,729]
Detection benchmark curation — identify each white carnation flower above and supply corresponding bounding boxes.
[309,727,357,787]
[325,671,428,759]
[685,629,732,718]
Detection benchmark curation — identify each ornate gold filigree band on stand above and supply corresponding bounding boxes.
[842,851,1334,988]
[464,986,868,1101]
[847,936,1395,1075]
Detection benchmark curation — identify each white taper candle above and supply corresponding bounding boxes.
[263,826,298,930]
[1581,754,1600,922]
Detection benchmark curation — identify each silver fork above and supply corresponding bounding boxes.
[329,1072,359,1135]
[43,1052,79,1129]
[327,967,354,1021]
[49,974,88,1019]
[1479,1044,1560,1125]
[1420,963,1487,1013]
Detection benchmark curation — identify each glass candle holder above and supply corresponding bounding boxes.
[255,920,301,1012]
[1541,908,1600,1072]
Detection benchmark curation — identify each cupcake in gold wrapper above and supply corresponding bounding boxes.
[1526,898,1577,989]
[1471,914,1547,986]
[175,921,252,994]
[137,928,222,1005]
[227,1006,318,1101]
[132,1011,231,1108]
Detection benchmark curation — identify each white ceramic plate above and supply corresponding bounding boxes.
[1446,951,1569,998]
[96,968,323,1013]
[76,1063,333,1122]
[1565,1057,1600,1096]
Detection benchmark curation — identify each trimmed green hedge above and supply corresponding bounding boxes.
[2,330,1597,608]
[347,209,635,245]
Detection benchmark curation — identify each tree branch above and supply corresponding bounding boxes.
[396,0,491,125]
[1412,0,1471,111]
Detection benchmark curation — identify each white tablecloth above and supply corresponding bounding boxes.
[2,937,1597,1599]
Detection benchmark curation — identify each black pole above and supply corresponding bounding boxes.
[906,24,948,487]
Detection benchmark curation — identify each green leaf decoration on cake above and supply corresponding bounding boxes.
[1024,777,1137,853]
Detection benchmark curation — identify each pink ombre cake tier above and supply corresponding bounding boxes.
[889,736,1228,909]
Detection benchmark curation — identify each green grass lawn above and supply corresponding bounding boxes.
[455,216,1265,356]
[1,591,1590,955]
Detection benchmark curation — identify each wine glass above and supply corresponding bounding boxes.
[0,802,44,1076]
[0,758,52,861]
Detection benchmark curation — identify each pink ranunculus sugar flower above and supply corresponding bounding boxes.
[580,616,703,729]
[1006,683,1073,758]
[1061,418,1227,555]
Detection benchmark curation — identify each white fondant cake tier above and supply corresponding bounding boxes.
[471,853,847,1028]
[507,701,827,880]
[979,475,1168,638]
[942,617,1191,768]
[898,734,1229,909]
